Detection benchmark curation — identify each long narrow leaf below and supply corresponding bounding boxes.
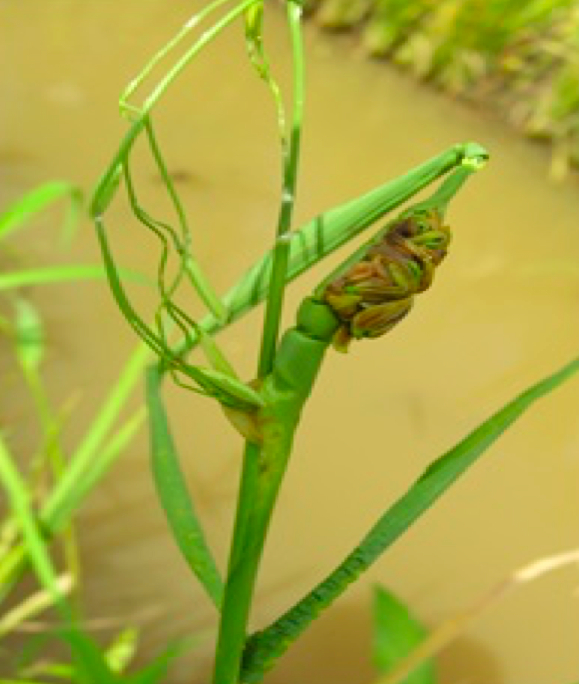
[0,265,147,291]
[42,343,151,533]
[240,356,579,681]
[146,366,223,608]
[55,409,146,527]
[105,628,139,674]
[0,182,81,242]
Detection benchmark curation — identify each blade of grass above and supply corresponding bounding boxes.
[0,344,150,606]
[0,517,19,561]
[42,343,150,533]
[105,628,139,674]
[13,299,82,615]
[0,265,147,291]
[0,182,82,243]
[55,409,147,529]
[240,355,579,681]
[146,366,223,608]
[0,432,118,684]
[14,298,44,373]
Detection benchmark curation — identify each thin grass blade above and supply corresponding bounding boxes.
[146,366,223,608]
[54,409,146,528]
[374,549,579,684]
[42,343,151,533]
[0,265,147,292]
[240,356,579,681]
[17,659,76,681]
[0,182,81,242]
[0,345,150,607]
[372,586,435,684]
[0,433,118,684]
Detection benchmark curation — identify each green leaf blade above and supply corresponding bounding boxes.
[240,356,579,681]
[373,586,435,684]
[0,265,147,292]
[0,182,81,242]
[146,366,223,608]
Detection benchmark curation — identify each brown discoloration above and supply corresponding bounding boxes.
[322,209,450,351]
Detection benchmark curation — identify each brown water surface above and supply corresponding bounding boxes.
[1,2,578,683]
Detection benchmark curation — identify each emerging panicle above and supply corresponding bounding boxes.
[321,208,450,352]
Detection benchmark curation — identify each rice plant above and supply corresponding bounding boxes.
[86,2,579,682]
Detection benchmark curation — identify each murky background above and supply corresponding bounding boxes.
[1,1,579,682]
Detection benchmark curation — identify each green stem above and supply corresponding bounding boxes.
[257,0,305,379]
[214,303,335,684]
[211,441,263,683]
[212,6,306,683]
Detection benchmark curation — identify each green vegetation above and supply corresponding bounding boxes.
[2,1,577,682]
[0,185,185,681]
[308,0,579,178]
[88,2,579,682]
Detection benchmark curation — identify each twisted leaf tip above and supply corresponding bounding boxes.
[321,209,450,352]
[460,142,489,170]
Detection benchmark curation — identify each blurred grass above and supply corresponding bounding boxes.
[306,0,579,178]
[0,185,157,680]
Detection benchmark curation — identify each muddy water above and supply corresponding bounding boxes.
[2,2,578,683]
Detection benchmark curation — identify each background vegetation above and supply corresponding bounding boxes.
[306,0,579,178]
